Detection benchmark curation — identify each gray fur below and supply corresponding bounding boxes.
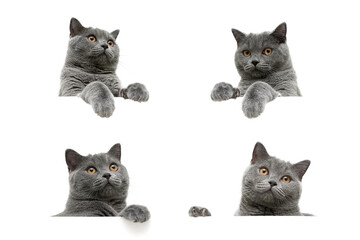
[235,142,311,216]
[56,143,150,222]
[188,206,211,217]
[59,18,149,118]
[211,23,300,118]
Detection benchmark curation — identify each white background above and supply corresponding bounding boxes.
[1,0,359,239]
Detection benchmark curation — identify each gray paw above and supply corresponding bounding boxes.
[189,206,211,217]
[211,82,239,101]
[121,83,149,102]
[119,205,150,223]
[92,98,115,118]
[242,98,266,118]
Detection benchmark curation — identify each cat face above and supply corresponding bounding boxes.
[242,143,310,208]
[67,18,120,72]
[65,143,129,200]
[232,23,291,78]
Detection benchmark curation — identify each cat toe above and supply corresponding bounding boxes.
[189,206,211,217]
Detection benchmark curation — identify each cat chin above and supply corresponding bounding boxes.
[248,70,267,78]
[98,184,117,197]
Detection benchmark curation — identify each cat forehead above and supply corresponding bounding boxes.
[256,157,293,173]
[83,27,113,39]
[240,33,277,49]
[84,153,117,165]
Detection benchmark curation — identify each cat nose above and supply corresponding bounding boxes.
[268,180,277,187]
[101,44,108,50]
[102,173,111,179]
[252,60,259,66]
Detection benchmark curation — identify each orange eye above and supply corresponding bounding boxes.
[88,35,96,42]
[87,167,96,174]
[107,40,114,47]
[110,164,118,171]
[259,168,269,176]
[281,176,291,183]
[243,50,251,57]
[263,48,272,56]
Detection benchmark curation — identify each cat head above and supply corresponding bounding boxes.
[65,143,129,201]
[66,18,120,72]
[232,23,292,79]
[242,142,310,208]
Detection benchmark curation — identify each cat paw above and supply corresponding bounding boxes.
[242,98,266,118]
[121,83,149,102]
[211,82,239,101]
[119,205,150,223]
[189,206,211,217]
[92,98,115,118]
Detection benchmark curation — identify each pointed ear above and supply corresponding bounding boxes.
[111,30,120,39]
[108,143,121,162]
[292,160,310,181]
[251,142,270,164]
[70,18,85,37]
[270,22,287,43]
[232,28,246,45]
[65,149,85,172]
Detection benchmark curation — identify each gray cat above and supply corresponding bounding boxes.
[235,142,311,216]
[56,143,150,222]
[211,23,300,118]
[59,18,149,118]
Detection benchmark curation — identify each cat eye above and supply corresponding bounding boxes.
[259,168,269,176]
[107,40,114,47]
[88,35,96,42]
[110,164,118,171]
[243,50,251,57]
[87,167,97,174]
[281,176,291,183]
[263,48,272,56]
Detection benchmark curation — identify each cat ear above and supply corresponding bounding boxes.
[231,28,246,45]
[292,160,310,181]
[251,142,270,164]
[70,18,85,37]
[108,143,121,162]
[65,149,85,172]
[270,22,287,43]
[111,30,120,40]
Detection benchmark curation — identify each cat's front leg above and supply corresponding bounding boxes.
[79,81,115,118]
[242,82,280,118]
[120,83,149,102]
[211,82,240,101]
[119,205,150,223]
